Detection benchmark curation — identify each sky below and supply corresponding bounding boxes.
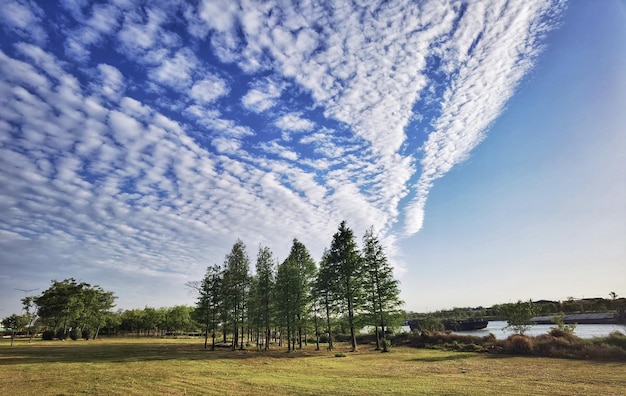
[0,0,624,316]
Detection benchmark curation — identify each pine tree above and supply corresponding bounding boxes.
[362,227,403,351]
[327,221,365,352]
[196,263,223,350]
[255,246,275,351]
[222,240,250,350]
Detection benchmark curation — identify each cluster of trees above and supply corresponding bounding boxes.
[193,222,403,352]
[2,222,403,352]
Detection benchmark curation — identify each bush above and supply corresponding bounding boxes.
[69,328,80,341]
[334,352,346,358]
[506,334,534,355]
[42,330,55,341]
[82,328,92,340]
[604,331,626,349]
[55,328,66,340]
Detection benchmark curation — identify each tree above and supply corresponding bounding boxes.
[326,221,365,352]
[32,279,115,337]
[499,300,539,335]
[254,246,275,351]
[287,239,317,349]
[196,264,223,350]
[362,227,403,351]
[222,240,250,350]
[166,306,193,335]
[314,249,337,351]
[2,314,30,346]
[275,255,299,352]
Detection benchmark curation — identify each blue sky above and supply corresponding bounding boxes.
[0,0,624,316]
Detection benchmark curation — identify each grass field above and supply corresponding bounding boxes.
[1,337,625,395]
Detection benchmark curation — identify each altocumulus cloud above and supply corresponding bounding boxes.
[0,0,565,308]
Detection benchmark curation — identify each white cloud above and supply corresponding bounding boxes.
[190,74,229,104]
[94,64,125,101]
[149,49,198,90]
[275,113,314,132]
[0,0,47,44]
[241,78,283,112]
[403,0,566,235]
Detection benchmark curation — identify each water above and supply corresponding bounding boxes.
[447,321,626,339]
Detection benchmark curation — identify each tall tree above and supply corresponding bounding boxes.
[287,239,317,349]
[196,264,223,350]
[327,221,365,352]
[222,240,250,350]
[275,256,299,352]
[314,249,338,351]
[362,227,403,351]
[255,245,275,351]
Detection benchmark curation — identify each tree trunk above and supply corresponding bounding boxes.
[374,324,381,350]
[324,296,333,352]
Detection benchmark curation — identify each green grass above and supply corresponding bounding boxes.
[1,337,625,395]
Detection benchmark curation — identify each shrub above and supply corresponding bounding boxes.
[55,328,66,340]
[334,353,346,358]
[506,334,534,355]
[69,328,80,341]
[42,330,55,341]
[604,331,626,349]
[82,328,92,340]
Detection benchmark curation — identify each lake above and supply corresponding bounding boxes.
[449,320,626,339]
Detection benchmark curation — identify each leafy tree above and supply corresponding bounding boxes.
[362,227,403,351]
[275,255,299,352]
[326,221,365,352]
[286,239,317,349]
[2,314,30,346]
[254,246,274,351]
[499,300,539,335]
[222,240,250,350]
[166,306,193,335]
[195,264,223,350]
[32,279,115,336]
[314,249,337,351]
[551,312,576,334]
[21,296,39,343]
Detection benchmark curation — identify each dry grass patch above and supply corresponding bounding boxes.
[1,338,625,395]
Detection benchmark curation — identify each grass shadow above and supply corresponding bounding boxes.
[408,352,475,362]
[0,340,330,365]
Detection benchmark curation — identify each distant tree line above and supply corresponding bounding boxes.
[407,294,626,322]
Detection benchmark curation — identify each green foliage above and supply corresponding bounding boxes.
[195,263,224,350]
[274,239,317,351]
[82,328,92,340]
[69,328,80,341]
[602,331,626,349]
[32,278,116,337]
[326,221,365,351]
[362,227,403,351]
[42,330,55,340]
[222,240,250,349]
[1,313,31,345]
[415,317,444,333]
[55,328,66,340]
[551,312,576,334]
[498,300,539,335]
